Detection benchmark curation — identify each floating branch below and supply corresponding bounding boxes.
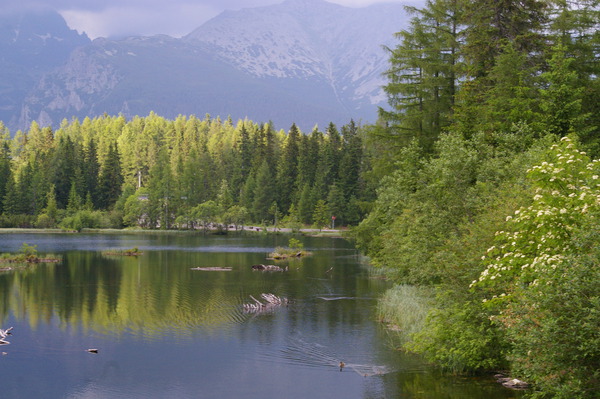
[251,264,287,272]
[0,327,13,345]
[190,267,232,271]
[242,293,289,313]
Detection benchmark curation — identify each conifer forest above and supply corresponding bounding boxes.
[1,0,599,397]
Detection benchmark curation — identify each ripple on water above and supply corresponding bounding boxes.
[259,336,395,377]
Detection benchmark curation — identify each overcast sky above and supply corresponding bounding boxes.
[2,0,418,39]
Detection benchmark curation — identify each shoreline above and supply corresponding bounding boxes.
[0,226,346,238]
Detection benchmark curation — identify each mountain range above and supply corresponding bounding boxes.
[0,0,409,133]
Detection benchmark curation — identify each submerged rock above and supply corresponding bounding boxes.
[495,374,530,390]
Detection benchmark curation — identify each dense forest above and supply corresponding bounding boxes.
[356,0,600,398]
[0,115,373,231]
[0,0,599,397]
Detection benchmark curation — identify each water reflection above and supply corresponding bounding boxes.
[0,233,518,399]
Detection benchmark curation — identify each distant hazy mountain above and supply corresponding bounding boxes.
[5,0,408,133]
[0,9,90,130]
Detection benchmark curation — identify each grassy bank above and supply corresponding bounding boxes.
[377,285,434,348]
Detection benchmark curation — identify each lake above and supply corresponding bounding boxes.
[0,233,519,398]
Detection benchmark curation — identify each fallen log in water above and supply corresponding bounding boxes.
[0,327,13,345]
[251,264,287,272]
[190,267,232,271]
[243,293,289,313]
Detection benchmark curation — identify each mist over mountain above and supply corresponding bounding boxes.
[2,0,408,133]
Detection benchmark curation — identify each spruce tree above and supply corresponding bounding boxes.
[0,141,11,214]
[253,160,275,222]
[339,120,363,202]
[381,0,461,152]
[52,136,77,209]
[147,147,173,229]
[83,138,100,208]
[97,143,124,210]
[2,175,21,215]
[276,123,300,213]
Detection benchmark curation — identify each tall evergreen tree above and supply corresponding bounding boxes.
[276,123,301,213]
[147,147,173,228]
[0,141,11,214]
[546,1,600,151]
[455,0,547,135]
[339,120,364,202]
[297,183,315,224]
[97,143,124,210]
[381,0,461,152]
[52,136,78,209]
[2,175,21,215]
[237,124,253,181]
[83,138,100,208]
[253,160,275,222]
[539,44,589,138]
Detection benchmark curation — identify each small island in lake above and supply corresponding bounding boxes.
[102,247,144,256]
[0,243,61,266]
[267,238,312,260]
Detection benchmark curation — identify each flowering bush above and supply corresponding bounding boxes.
[472,136,600,301]
[470,135,600,397]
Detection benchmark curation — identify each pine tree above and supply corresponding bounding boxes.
[381,0,461,152]
[83,138,100,208]
[240,172,256,214]
[474,41,542,135]
[253,160,275,222]
[339,120,363,202]
[66,182,82,214]
[327,183,346,226]
[217,179,233,211]
[44,185,58,222]
[461,0,546,79]
[276,123,301,213]
[238,124,253,181]
[147,147,173,229]
[296,128,320,189]
[546,1,600,150]
[97,142,124,210]
[312,199,330,230]
[455,0,547,135]
[539,44,589,138]
[51,136,74,209]
[2,175,21,215]
[297,183,315,224]
[0,140,11,214]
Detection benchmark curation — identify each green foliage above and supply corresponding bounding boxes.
[464,136,600,396]
[410,295,510,374]
[380,0,460,152]
[0,115,372,230]
[19,242,38,257]
[312,199,330,230]
[60,210,109,231]
[287,237,303,250]
[472,136,599,300]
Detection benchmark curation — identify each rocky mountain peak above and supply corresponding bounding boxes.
[5,1,409,133]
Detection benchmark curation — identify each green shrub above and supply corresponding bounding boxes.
[35,213,55,228]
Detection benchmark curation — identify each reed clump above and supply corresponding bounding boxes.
[377,285,433,347]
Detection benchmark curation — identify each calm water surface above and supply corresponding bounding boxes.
[0,233,519,399]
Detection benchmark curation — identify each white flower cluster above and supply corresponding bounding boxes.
[472,137,600,296]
